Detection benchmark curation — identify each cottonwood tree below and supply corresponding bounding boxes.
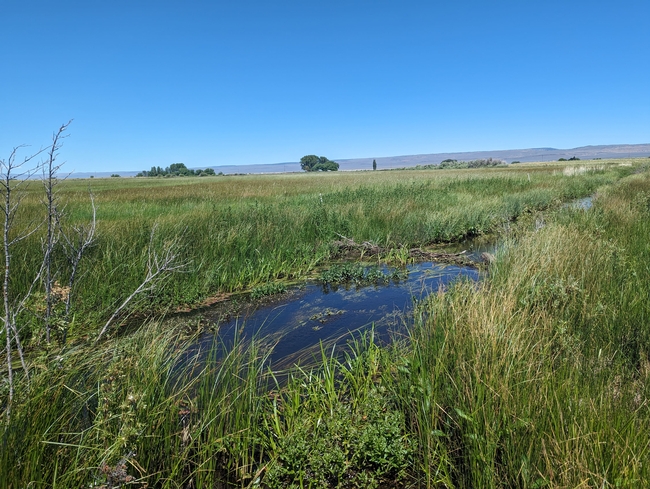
[300,155,339,172]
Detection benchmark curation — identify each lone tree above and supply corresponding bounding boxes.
[300,155,339,172]
[372,159,377,171]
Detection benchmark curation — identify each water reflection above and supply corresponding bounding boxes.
[565,196,593,210]
[200,262,480,368]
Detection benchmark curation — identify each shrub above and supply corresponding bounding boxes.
[250,282,287,299]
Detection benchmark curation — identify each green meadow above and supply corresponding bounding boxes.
[2,159,650,487]
[10,161,624,325]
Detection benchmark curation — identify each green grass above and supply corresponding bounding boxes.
[391,169,650,487]
[1,321,271,488]
[3,159,650,487]
[7,159,633,334]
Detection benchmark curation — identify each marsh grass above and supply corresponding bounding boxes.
[319,262,407,289]
[3,160,650,487]
[8,160,628,333]
[0,321,273,488]
[390,170,650,487]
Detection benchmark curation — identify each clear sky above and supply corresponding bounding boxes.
[2,1,649,173]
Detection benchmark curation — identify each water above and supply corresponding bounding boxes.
[565,196,593,210]
[443,236,499,261]
[192,196,592,368]
[199,261,480,368]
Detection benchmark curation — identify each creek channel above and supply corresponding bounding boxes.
[192,242,495,370]
[185,195,593,371]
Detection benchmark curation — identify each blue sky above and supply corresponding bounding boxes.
[2,1,649,173]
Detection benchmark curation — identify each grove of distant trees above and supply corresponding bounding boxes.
[136,163,216,177]
[393,158,508,171]
[437,158,506,169]
[300,155,339,172]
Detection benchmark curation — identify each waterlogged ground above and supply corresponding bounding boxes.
[199,261,480,368]
[566,195,593,210]
[191,194,594,369]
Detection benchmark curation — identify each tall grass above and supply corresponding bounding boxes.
[3,161,650,487]
[8,161,630,332]
[1,321,272,488]
[392,169,650,487]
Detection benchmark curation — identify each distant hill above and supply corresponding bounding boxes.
[71,144,650,178]
[334,144,650,171]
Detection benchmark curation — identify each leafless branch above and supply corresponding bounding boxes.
[96,225,188,342]
[60,190,97,341]
[2,144,47,416]
[42,121,72,343]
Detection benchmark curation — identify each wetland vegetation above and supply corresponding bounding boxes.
[2,158,650,487]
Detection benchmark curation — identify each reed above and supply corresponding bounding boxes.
[3,160,650,487]
[7,160,629,334]
[391,169,650,487]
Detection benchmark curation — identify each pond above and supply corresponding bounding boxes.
[197,260,481,369]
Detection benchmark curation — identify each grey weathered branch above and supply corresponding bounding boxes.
[96,225,188,342]
[60,189,96,321]
[42,121,71,343]
[2,145,47,416]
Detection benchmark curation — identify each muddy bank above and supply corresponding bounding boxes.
[331,234,484,267]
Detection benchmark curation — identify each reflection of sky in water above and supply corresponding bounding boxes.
[564,196,593,210]
[201,262,479,368]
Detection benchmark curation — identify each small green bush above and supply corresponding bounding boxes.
[320,263,406,289]
[265,341,413,488]
[250,282,287,299]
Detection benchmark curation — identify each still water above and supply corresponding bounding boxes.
[199,261,480,368]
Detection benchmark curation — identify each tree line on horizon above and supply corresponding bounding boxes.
[136,163,217,177]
